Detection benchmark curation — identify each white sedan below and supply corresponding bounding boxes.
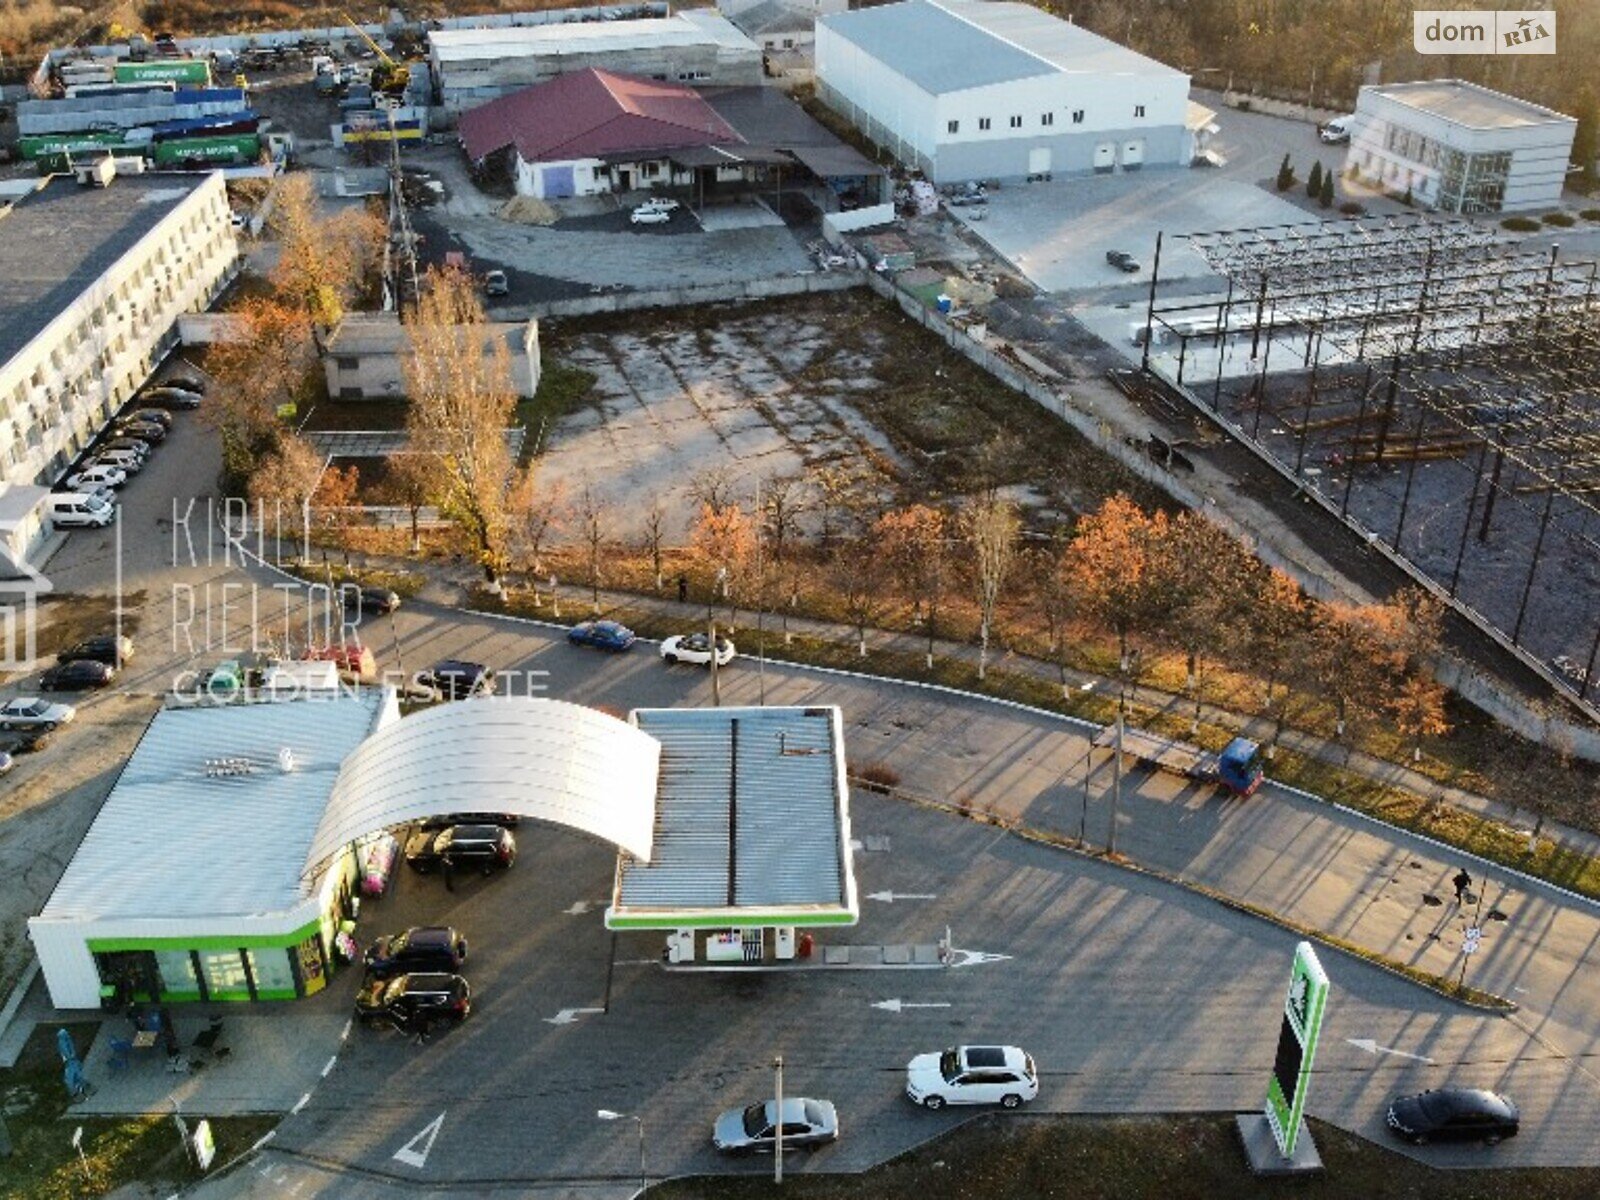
[630,207,672,225]
[66,465,126,491]
[0,697,78,730]
[905,1045,1039,1110]
[660,632,736,667]
[635,197,680,214]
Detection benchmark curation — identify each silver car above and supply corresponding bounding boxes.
[0,697,77,730]
[712,1098,839,1154]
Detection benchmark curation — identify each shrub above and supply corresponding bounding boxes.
[1306,160,1323,199]
[1501,216,1541,232]
[1275,153,1295,192]
[1320,172,1335,208]
[1580,208,1600,221]
[854,762,902,791]
[1542,211,1576,227]
[1339,201,1366,216]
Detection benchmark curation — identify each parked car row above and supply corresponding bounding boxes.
[50,374,204,529]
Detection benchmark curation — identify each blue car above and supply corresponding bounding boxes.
[567,620,637,652]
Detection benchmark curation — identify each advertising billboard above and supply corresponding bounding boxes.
[1265,941,1330,1157]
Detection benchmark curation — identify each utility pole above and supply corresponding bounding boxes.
[773,1055,784,1185]
[709,617,721,707]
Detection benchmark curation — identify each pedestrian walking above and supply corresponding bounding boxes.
[1452,867,1473,904]
[677,574,688,604]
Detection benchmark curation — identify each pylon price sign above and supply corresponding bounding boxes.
[1265,942,1330,1158]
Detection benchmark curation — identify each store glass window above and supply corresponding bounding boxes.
[198,949,250,998]
[247,948,297,998]
[154,950,200,999]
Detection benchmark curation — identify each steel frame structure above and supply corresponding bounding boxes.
[1137,214,1600,709]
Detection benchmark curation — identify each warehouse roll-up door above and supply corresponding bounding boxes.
[1028,147,1051,175]
[1122,139,1145,169]
[1094,142,1115,172]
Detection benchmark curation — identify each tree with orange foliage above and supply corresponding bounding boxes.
[207,297,319,487]
[402,265,520,591]
[247,434,325,553]
[1240,566,1314,755]
[1068,495,1170,692]
[267,173,385,327]
[875,503,946,668]
[689,501,758,624]
[1151,509,1252,730]
[312,462,360,543]
[1390,673,1450,764]
[1304,601,1389,742]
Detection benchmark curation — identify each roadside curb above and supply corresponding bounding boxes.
[0,960,41,1069]
[861,778,1519,1015]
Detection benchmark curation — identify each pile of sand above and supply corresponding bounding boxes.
[498,196,558,225]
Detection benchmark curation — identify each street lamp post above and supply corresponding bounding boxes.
[773,1055,785,1185]
[596,1110,645,1198]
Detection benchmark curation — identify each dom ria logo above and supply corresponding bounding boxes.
[1414,10,1555,55]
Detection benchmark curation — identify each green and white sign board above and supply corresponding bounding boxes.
[192,1119,216,1170]
[1265,941,1330,1157]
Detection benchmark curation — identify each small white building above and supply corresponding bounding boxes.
[1344,79,1576,213]
[0,166,238,566]
[428,10,763,113]
[816,0,1193,184]
[319,313,542,400]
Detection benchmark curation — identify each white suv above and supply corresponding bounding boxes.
[905,1045,1038,1110]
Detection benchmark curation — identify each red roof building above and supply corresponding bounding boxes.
[459,67,743,170]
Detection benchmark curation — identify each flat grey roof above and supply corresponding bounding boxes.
[0,173,208,368]
[820,0,1181,95]
[1368,79,1575,130]
[615,706,853,919]
[322,313,526,357]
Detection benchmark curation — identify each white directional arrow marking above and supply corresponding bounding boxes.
[393,1112,445,1169]
[865,891,938,903]
[565,900,603,915]
[948,949,1012,968]
[544,1007,605,1025]
[1346,1038,1436,1064]
[872,999,952,1013]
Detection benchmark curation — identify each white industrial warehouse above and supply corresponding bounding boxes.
[1343,79,1576,214]
[815,0,1196,183]
[428,9,763,112]
[30,695,858,1009]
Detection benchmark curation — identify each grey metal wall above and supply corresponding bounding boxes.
[928,124,1186,184]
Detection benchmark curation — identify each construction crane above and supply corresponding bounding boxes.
[341,11,410,96]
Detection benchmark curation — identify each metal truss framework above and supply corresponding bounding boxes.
[1138,214,1600,707]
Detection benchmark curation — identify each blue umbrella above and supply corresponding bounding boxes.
[56,1027,78,1066]
[64,1057,88,1101]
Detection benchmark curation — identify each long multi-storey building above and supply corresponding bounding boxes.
[0,166,238,566]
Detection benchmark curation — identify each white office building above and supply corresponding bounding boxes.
[1344,79,1576,213]
[0,166,237,568]
[815,0,1193,184]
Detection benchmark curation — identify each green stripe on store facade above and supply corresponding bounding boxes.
[87,917,324,954]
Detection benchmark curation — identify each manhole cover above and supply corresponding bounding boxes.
[1422,893,1443,907]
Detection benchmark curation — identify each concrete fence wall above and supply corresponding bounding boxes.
[823,205,896,236]
[522,269,863,319]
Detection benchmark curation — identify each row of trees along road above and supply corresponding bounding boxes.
[660,485,1450,763]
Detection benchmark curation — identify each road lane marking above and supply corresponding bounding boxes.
[393,1112,446,1169]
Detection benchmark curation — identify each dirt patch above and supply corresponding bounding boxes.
[31,590,146,660]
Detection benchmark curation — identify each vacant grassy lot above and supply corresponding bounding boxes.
[652,1114,1600,1200]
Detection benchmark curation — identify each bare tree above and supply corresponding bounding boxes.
[1030,531,1076,697]
[876,503,946,669]
[1156,510,1253,732]
[829,531,887,657]
[687,467,737,516]
[577,481,608,612]
[965,495,1020,680]
[512,472,566,582]
[401,265,519,592]
[643,499,669,592]
[1241,566,1314,756]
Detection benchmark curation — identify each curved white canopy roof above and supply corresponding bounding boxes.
[305,698,660,872]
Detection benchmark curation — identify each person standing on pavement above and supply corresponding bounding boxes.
[677,575,688,604]
[1453,868,1473,903]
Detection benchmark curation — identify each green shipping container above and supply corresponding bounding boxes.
[18,131,128,160]
[114,58,211,85]
[152,133,260,166]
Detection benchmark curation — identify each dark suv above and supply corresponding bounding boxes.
[404,824,517,875]
[355,972,471,1031]
[58,634,134,667]
[364,927,468,978]
[418,659,495,700]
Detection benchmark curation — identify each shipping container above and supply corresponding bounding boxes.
[149,111,260,142]
[18,131,129,160]
[152,133,261,166]
[340,117,423,143]
[66,81,175,99]
[115,58,212,86]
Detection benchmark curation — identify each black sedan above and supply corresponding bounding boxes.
[139,387,202,411]
[1386,1087,1519,1145]
[40,659,116,691]
[347,586,401,617]
[58,634,134,667]
[162,373,207,394]
[355,972,471,1033]
[417,659,495,700]
[1105,249,1141,273]
[115,421,167,444]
